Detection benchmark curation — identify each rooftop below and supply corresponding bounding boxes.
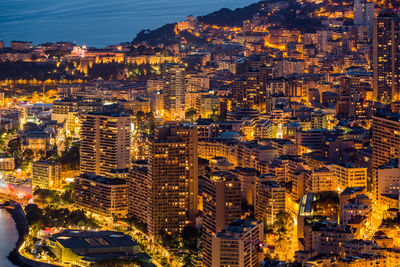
[78,173,126,185]
[339,253,386,262]
[33,160,61,166]
[259,180,282,188]
[374,109,400,122]
[209,171,238,183]
[377,158,399,170]
[85,111,129,117]
[26,131,50,138]
[50,230,137,250]
[217,220,261,239]
[340,187,366,196]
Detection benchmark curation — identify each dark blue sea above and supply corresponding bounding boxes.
[0,0,255,47]
[0,209,18,267]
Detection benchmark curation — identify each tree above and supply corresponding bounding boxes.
[64,136,72,150]
[182,254,195,266]
[312,191,339,216]
[45,146,58,159]
[60,143,80,170]
[42,206,70,227]
[34,188,61,204]
[0,61,84,81]
[68,209,86,225]
[7,138,21,154]
[144,111,154,121]
[87,62,125,80]
[272,211,294,260]
[93,258,141,267]
[61,184,74,204]
[136,111,145,122]
[181,225,199,250]
[185,109,197,122]
[37,150,46,159]
[273,211,293,239]
[22,149,34,162]
[126,215,147,233]
[197,3,262,27]
[159,229,180,248]
[160,257,169,266]
[25,204,43,225]
[133,23,177,46]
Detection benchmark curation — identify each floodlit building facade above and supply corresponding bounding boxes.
[80,112,130,176]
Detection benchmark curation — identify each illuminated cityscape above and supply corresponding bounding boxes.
[2,0,400,266]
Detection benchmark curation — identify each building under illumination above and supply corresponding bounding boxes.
[354,0,374,27]
[147,124,198,238]
[372,110,400,195]
[373,10,400,103]
[211,220,263,267]
[80,112,130,176]
[377,158,400,203]
[32,160,62,189]
[128,160,149,225]
[73,173,128,216]
[0,154,15,171]
[202,171,241,267]
[255,180,285,225]
[330,163,367,192]
[163,63,186,121]
[48,230,140,265]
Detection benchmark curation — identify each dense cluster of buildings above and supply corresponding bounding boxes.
[4,0,400,266]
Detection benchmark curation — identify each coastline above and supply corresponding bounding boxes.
[1,201,59,267]
[1,202,30,267]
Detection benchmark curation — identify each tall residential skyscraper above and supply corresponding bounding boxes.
[147,124,198,238]
[354,0,374,26]
[202,172,241,267]
[232,69,265,112]
[373,10,400,103]
[372,110,400,194]
[163,63,186,121]
[80,112,131,176]
[128,160,149,225]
